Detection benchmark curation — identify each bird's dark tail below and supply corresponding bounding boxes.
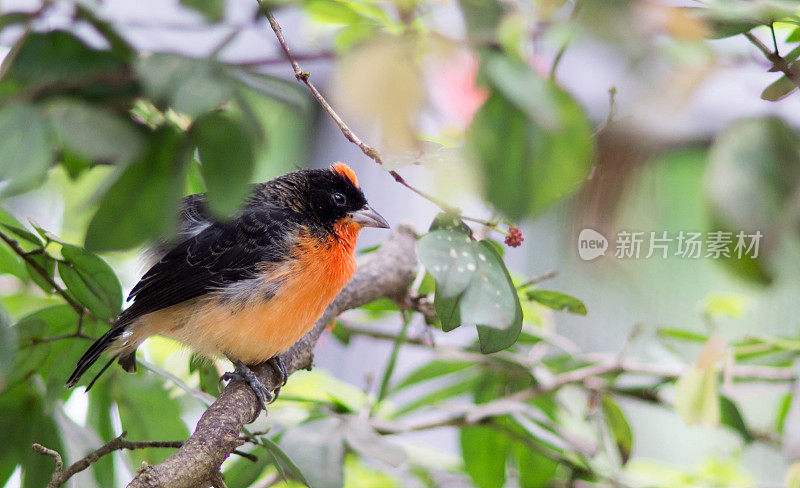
[66,325,136,390]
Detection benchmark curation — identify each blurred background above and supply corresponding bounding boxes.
[2,1,800,487]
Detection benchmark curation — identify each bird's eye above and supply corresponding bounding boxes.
[332,192,347,206]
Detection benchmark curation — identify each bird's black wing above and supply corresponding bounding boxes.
[120,207,296,323]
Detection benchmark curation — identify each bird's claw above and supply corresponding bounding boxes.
[220,359,275,411]
[268,355,288,387]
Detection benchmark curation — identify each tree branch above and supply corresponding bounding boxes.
[127,225,419,488]
[33,432,188,488]
[744,31,800,89]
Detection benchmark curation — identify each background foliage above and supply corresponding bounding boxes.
[1,0,800,487]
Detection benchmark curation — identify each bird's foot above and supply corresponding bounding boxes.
[264,355,287,401]
[220,358,274,410]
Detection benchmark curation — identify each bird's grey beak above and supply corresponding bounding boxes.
[349,205,390,229]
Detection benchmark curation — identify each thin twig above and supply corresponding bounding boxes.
[0,229,86,317]
[516,270,558,289]
[744,31,800,89]
[257,3,460,216]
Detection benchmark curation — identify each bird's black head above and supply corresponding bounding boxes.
[261,163,389,236]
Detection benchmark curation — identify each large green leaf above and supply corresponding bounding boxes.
[461,240,520,332]
[0,310,14,391]
[468,54,593,220]
[58,243,122,320]
[719,394,752,443]
[705,117,800,284]
[44,99,145,164]
[85,127,189,251]
[191,112,256,218]
[280,418,343,488]
[460,425,507,488]
[136,54,232,117]
[0,103,54,191]
[112,374,189,466]
[418,229,477,298]
[3,30,134,102]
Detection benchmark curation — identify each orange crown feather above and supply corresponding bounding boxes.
[331,162,359,188]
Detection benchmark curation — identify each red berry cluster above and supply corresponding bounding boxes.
[505,227,524,247]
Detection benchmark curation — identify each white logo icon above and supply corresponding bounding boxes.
[578,229,608,261]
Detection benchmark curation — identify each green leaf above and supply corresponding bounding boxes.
[526,290,587,315]
[0,310,14,391]
[223,453,271,488]
[6,318,50,389]
[392,360,473,392]
[191,112,256,217]
[279,418,343,488]
[514,443,558,488]
[45,99,145,164]
[25,253,56,295]
[86,381,116,487]
[461,240,520,331]
[136,54,232,117]
[58,243,122,320]
[459,0,506,43]
[260,436,310,487]
[4,31,134,102]
[761,74,798,102]
[434,285,462,332]
[719,394,752,442]
[706,117,800,285]
[674,366,719,427]
[469,55,593,219]
[418,229,477,299]
[460,425,507,488]
[85,127,189,251]
[189,354,219,396]
[181,0,225,22]
[112,374,189,465]
[1,223,43,247]
[601,395,633,464]
[657,327,708,343]
[393,373,480,417]
[0,103,55,191]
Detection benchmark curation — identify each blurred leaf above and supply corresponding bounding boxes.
[514,443,558,488]
[393,373,480,417]
[657,327,708,343]
[683,7,760,39]
[469,55,593,220]
[0,310,13,391]
[777,392,792,435]
[706,117,800,285]
[189,354,219,395]
[761,73,798,102]
[86,127,189,251]
[58,244,122,320]
[526,290,587,315]
[280,418,343,488]
[1,223,43,247]
[6,317,49,388]
[112,374,189,465]
[719,394,752,442]
[0,103,55,191]
[45,99,145,164]
[393,360,473,392]
[459,0,506,43]
[260,436,310,487]
[674,336,725,427]
[601,395,633,464]
[223,452,271,488]
[191,112,256,217]
[460,425,507,488]
[87,381,115,487]
[181,0,225,22]
[74,5,135,60]
[344,418,406,467]
[4,31,134,102]
[136,54,232,117]
[787,461,800,488]
[25,253,56,295]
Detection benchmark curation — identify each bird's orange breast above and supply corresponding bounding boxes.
[143,222,360,363]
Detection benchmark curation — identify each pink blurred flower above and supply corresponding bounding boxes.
[427,51,488,131]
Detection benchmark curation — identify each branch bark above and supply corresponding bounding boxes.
[127,225,419,488]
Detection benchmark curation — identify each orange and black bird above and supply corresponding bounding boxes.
[66,163,389,407]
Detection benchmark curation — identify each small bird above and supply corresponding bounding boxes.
[66,163,389,407]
